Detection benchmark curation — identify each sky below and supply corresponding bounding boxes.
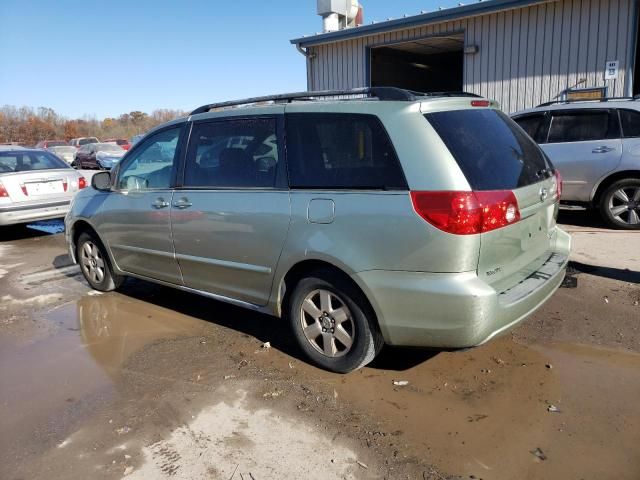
[0,0,460,119]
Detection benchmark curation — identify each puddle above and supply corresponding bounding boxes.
[0,293,208,461]
[329,338,640,480]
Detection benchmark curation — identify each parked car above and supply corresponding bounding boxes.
[46,146,76,164]
[130,134,144,146]
[35,140,69,149]
[103,138,131,150]
[65,87,570,373]
[74,143,126,170]
[512,98,640,229]
[69,137,100,149]
[0,149,86,226]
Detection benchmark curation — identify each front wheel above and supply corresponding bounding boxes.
[77,232,124,291]
[599,178,640,229]
[288,271,384,373]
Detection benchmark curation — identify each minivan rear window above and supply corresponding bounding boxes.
[425,109,552,190]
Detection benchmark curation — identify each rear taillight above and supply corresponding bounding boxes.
[63,180,68,192]
[78,176,87,189]
[410,190,521,235]
[555,170,563,198]
[0,181,8,198]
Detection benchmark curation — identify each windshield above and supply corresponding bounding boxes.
[0,151,70,173]
[49,146,76,153]
[425,109,553,190]
[96,144,124,152]
[79,138,99,145]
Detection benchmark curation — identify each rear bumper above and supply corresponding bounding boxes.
[0,200,70,226]
[352,228,571,348]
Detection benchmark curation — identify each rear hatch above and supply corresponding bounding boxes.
[424,107,560,290]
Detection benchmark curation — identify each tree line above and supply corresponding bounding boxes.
[0,105,188,146]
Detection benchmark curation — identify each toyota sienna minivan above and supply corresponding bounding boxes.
[65,87,570,373]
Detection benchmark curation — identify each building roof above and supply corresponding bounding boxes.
[290,0,550,47]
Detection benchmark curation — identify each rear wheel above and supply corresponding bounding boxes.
[288,271,384,373]
[77,232,124,291]
[599,178,640,230]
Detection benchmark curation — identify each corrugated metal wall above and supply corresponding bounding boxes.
[306,0,637,113]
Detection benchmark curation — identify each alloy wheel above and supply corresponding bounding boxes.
[608,186,640,226]
[299,289,355,358]
[80,240,105,284]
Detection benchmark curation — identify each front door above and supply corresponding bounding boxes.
[170,114,290,306]
[541,109,623,202]
[96,125,184,284]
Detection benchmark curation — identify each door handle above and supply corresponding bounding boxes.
[152,198,170,209]
[592,146,615,153]
[173,197,193,209]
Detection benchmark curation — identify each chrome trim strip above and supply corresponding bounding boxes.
[175,252,272,274]
[110,244,176,258]
[120,270,267,312]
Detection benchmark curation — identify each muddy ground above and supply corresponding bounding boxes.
[1,210,639,480]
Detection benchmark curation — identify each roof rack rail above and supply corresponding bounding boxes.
[190,87,482,115]
[536,96,640,108]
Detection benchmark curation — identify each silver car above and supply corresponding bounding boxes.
[513,99,640,229]
[47,145,77,164]
[65,88,570,373]
[0,149,87,226]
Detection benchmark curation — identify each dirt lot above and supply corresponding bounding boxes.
[1,211,639,480]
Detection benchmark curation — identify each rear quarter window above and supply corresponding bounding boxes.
[425,109,552,191]
[512,113,548,143]
[619,108,640,137]
[286,113,406,190]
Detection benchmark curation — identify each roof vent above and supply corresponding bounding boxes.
[317,0,363,33]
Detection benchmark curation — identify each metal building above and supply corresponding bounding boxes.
[291,0,640,113]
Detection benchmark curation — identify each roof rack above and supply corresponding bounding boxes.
[190,87,481,115]
[537,95,640,108]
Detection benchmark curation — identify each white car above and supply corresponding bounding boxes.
[0,148,86,226]
[47,145,77,164]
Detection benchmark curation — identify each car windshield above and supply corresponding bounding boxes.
[79,138,99,145]
[47,141,68,147]
[96,144,124,152]
[0,151,70,173]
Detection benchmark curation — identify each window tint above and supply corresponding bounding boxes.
[0,151,69,173]
[184,118,279,188]
[619,109,640,137]
[513,113,548,143]
[425,109,552,191]
[117,127,181,190]
[286,113,406,189]
[547,110,619,143]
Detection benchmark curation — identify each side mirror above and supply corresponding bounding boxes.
[91,171,111,191]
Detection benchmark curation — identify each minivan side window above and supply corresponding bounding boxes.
[183,118,279,188]
[117,127,181,190]
[547,110,619,143]
[513,113,548,143]
[286,113,406,190]
[619,109,640,137]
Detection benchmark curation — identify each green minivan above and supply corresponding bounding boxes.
[65,87,570,373]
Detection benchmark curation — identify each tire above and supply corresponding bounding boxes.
[599,178,640,230]
[288,270,384,373]
[77,232,124,291]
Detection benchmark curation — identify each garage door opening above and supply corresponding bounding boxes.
[370,34,464,92]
